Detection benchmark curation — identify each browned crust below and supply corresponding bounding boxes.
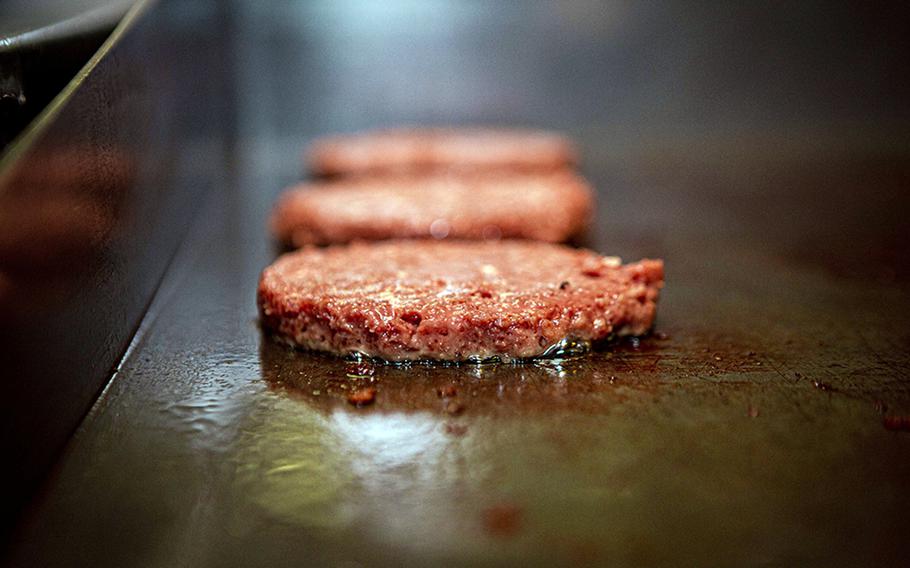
[306,127,578,177]
[258,240,664,362]
[270,170,594,247]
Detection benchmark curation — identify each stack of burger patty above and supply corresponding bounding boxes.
[258,127,664,363]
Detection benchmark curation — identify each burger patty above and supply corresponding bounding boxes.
[258,240,664,362]
[306,128,577,177]
[270,170,594,247]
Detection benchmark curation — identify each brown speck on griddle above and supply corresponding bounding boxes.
[347,387,376,407]
[654,331,669,340]
[748,405,760,418]
[882,415,910,432]
[437,385,457,398]
[813,380,834,392]
[794,372,802,378]
[445,423,468,436]
[746,350,756,356]
[483,503,523,538]
[444,400,465,415]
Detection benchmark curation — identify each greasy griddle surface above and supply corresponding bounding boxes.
[10,4,910,567]
[12,150,910,567]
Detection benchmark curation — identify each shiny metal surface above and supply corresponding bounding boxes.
[0,0,133,38]
[0,0,133,150]
[7,1,910,566]
[0,0,230,541]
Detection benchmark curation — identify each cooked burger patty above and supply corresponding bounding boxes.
[306,128,577,177]
[258,240,664,362]
[270,171,594,247]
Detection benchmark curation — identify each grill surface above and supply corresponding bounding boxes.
[6,1,910,566]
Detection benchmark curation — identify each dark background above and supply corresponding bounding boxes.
[2,1,909,565]
[234,2,909,143]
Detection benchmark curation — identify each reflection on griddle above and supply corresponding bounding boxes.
[258,330,767,416]
[240,330,805,557]
[0,144,134,321]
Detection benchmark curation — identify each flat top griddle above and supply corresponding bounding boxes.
[6,2,910,566]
